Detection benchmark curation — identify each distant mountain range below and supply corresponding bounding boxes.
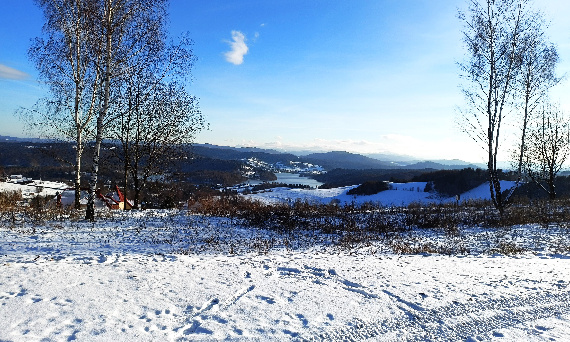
[193,144,483,171]
[404,160,483,170]
[0,137,484,171]
[0,135,46,143]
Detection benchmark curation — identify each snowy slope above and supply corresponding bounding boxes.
[0,179,516,207]
[2,250,570,341]
[0,181,113,207]
[246,181,518,207]
[458,181,517,202]
[1,211,570,341]
[0,180,68,199]
[1,180,568,341]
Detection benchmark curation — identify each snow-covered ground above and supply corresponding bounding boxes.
[1,208,570,341]
[0,178,516,208]
[1,179,569,341]
[245,181,517,207]
[0,179,68,199]
[0,180,114,208]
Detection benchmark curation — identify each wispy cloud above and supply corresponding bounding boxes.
[0,64,30,80]
[224,31,248,65]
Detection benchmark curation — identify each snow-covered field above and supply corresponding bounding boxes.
[244,181,517,207]
[2,180,570,341]
[1,207,570,341]
[0,180,68,199]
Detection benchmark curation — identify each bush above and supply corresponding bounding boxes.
[347,181,391,196]
[0,190,22,209]
[412,168,489,197]
[247,182,310,193]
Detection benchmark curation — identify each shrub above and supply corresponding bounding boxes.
[347,181,390,196]
[412,168,489,197]
[0,190,22,209]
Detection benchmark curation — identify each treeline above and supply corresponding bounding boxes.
[0,142,73,169]
[243,183,311,194]
[412,168,494,197]
[313,168,521,198]
[314,169,430,188]
[347,181,391,196]
[512,176,570,200]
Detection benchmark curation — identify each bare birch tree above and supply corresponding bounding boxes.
[458,0,529,215]
[24,0,199,219]
[108,75,204,209]
[22,0,101,209]
[511,14,559,191]
[85,0,173,221]
[523,104,570,200]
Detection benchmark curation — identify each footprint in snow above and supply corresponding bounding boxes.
[196,297,220,315]
[341,279,363,288]
[222,285,255,309]
[28,296,42,304]
[182,320,213,335]
[296,314,309,327]
[256,295,275,304]
[277,267,301,275]
[283,329,299,337]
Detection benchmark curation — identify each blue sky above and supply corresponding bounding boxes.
[1,1,570,163]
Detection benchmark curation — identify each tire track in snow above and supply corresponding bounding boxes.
[305,290,570,341]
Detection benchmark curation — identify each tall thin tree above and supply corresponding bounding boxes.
[85,0,170,220]
[523,104,570,200]
[22,0,101,209]
[109,79,204,208]
[511,14,559,194]
[458,0,529,215]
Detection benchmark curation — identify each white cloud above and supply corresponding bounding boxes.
[224,31,248,65]
[0,64,29,80]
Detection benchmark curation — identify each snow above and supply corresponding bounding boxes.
[245,181,519,207]
[0,181,111,208]
[2,179,569,341]
[459,181,517,202]
[1,208,570,341]
[0,180,68,199]
[0,179,518,207]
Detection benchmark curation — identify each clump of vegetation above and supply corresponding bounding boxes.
[0,190,22,209]
[390,239,470,255]
[5,184,570,256]
[314,169,428,188]
[490,241,527,255]
[412,168,492,197]
[181,192,570,254]
[189,192,567,234]
[242,182,311,194]
[347,181,391,196]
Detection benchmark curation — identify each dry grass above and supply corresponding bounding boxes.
[3,190,570,256]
